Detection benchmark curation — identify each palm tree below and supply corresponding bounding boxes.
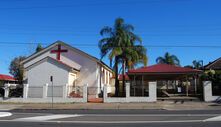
[156,52,180,66]
[156,52,180,91]
[35,43,44,53]
[120,37,147,93]
[192,60,203,69]
[99,18,147,96]
[99,18,130,96]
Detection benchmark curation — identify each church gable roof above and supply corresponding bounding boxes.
[22,41,112,72]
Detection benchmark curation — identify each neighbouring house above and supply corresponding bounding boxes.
[203,57,221,102]
[21,41,113,102]
[204,57,221,71]
[0,74,17,97]
[127,64,203,100]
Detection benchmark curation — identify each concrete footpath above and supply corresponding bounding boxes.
[0,101,221,111]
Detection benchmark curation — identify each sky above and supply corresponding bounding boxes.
[0,0,221,75]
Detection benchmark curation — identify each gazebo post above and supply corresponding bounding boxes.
[186,76,188,97]
[142,75,144,96]
[194,75,197,95]
[133,75,135,96]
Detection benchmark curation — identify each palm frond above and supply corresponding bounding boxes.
[100,26,113,36]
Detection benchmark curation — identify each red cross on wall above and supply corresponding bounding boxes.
[51,44,68,60]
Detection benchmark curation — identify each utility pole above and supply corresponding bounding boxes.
[50,76,54,109]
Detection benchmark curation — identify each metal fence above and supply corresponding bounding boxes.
[212,82,221,96]
[47,85,63,98]
[156,80,198,97]
[87,87,103,98]
[68,86,83,98]
[28,86,43,98]
[0,87,4,97]
[130,85,149,97]
[9,85,23,98]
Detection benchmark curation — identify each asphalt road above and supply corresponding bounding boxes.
[9,109,221,114]
[0,110,221,127]
[0,121,221,127]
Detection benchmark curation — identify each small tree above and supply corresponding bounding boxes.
[9,56,26,84]
[35,43,44,53]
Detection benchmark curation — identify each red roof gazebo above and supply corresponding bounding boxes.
[0,74,16,81]
[127,64,203,97]
[128,64,202,80]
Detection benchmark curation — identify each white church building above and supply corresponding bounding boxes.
[21,41,113,102]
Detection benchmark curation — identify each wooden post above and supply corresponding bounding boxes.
[134,75,135,96]
[186,76,188,97]
[142,75,144,96]
[194,75,197,95]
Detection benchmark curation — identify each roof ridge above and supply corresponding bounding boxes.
[22,41,112,72]
[128,63,202,74]
[204,57,221,69]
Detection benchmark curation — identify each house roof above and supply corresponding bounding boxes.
[22,40,113,72]
[128,64,202,74]
[26,56,80,72]
[0,74,16,81]
[204,57,221,70]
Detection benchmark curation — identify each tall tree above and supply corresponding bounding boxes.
[119,35,147,93]
[99,18,127,96]
[99,18,147,96]
[9,56,26,84]
[156,52,180,66]
[35,43,44,53]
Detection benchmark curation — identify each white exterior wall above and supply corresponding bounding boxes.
[203,81,221,102]
[23,43,113,99]
[24,45,100,88]
[26,58,69,98]
[62,46,98,87]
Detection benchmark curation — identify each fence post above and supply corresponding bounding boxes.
[149,82,157,102]
[63,84,68,98]
[103,85,107,103]
[203,81,212,102]
[43,83,48,98]
[126,83,130,98]
[4,83,10,98]
[83,84,88,102]
[23,84,29,99]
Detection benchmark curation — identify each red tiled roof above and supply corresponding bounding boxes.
[118,74,130,81]
[128,64,202,74]
[0,74,16,81]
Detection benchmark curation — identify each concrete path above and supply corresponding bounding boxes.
[0,101,221,110]
[8,102,221,110]
[0,104,23,111]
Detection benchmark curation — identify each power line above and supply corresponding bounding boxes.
[1,23,221,29]
[0,41,220,48]
[0,31,221,37]
[0,0,191,10]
